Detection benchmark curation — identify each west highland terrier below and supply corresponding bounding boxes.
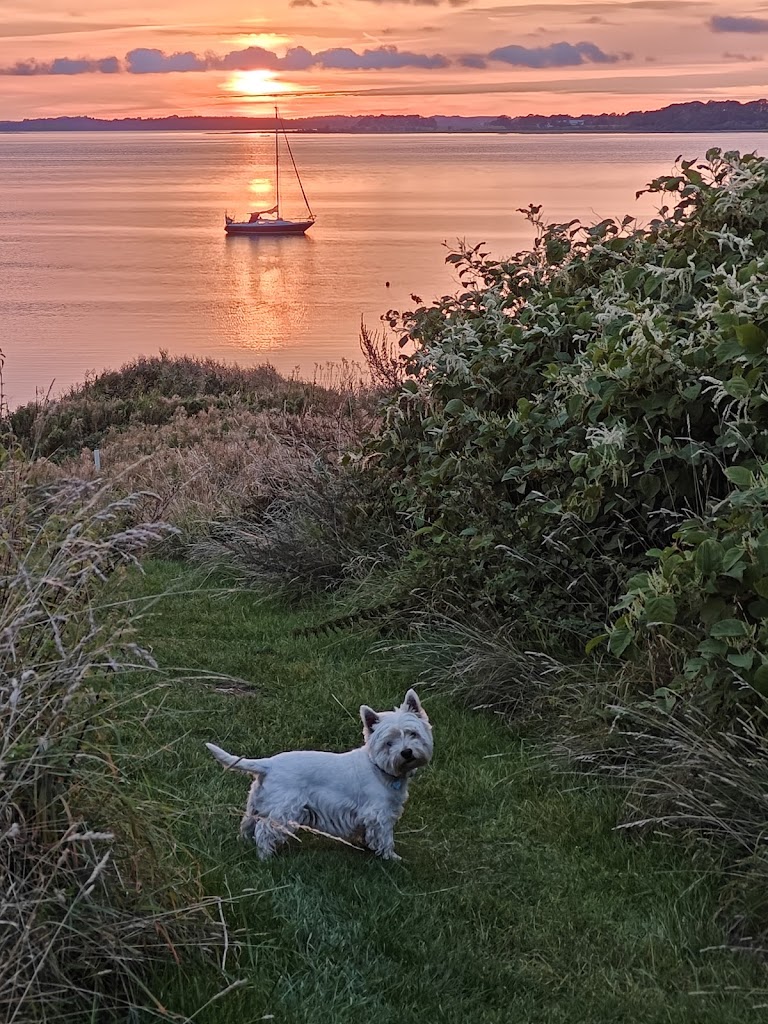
[205,689,433,860]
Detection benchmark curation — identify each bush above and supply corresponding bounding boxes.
[10,352,373,459]
[361,149,768,718]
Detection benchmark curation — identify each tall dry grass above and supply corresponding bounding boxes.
[560,701,768,948]
[0,451,231,1022]
[375,612,571,722]
[193,443,403,597]
[25,401,375,548]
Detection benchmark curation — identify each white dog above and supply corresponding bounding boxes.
[205,689,432,861]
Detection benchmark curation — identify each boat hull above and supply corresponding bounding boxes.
[225,218,314,236]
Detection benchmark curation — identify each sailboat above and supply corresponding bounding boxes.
[225,107,315,236]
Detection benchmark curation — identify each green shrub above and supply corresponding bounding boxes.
[361,149,768,717]
[10,353,372,458]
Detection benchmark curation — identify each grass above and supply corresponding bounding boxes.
[115,560,767,1023]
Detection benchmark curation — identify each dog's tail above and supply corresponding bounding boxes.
[205,742,271,775]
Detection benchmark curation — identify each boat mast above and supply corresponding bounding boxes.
[274,106,280,219]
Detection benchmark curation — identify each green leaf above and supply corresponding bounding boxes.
[728,651,754,670]
[725,466,753,488]
[644,595,677,624]
[585,633,608,655]
[722,546,745,572]
[637,474,661,502]
[723,377,750,399]
[698,638,728,655]
[608,628,633,657]
[735,322,768,354]
[710,618,750,638]
[700,597,727,626]
[684,657,708,678]
[443,399,466,415]
[752,663,768,694]
[694,539,724,575]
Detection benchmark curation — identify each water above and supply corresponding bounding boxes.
[1,130,764,408]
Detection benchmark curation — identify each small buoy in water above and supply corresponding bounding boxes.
[385,281,390,288]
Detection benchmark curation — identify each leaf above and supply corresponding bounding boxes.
[710,618,750,638]
[637,474,661,502]
[700,597,727,626]
[698,638,728,655]
[694,539,724,575]
[753,663,768,694]
[728,651,754,670]
[735,322,768,354]
[608,628,633,657]
[725,466,753,488]
[585,633,608,655]
[723,377,750,399]
[722,546,745,572]
[684,657,708,678]
[644,595,677,624]
[443,399,466,415]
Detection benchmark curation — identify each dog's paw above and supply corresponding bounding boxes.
[381,850,402,862]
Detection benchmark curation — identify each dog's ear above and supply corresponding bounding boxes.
[402,688,429,722]
[360,705,380,733]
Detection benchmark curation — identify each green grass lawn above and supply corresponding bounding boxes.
[118,561,766,1023]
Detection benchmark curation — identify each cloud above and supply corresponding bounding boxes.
[216,46,282,71]
[311,45,449,68]
[723,51,763,61]
[710,15,768,33]
[459,54,487,68]
[289,0,318,5]
[1,44,450,75]
[466,1,707,16]
[1,37,625,77]
[488,41,623,67]
[352,0,469,5]
[1,55,119,75]
[126,48,208,73]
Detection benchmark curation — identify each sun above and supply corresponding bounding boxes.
[224,69,293,98]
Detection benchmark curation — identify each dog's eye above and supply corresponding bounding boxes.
[386,741,393,748]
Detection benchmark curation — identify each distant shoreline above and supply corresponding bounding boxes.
[2,98,768,135]
[3,127,768,136]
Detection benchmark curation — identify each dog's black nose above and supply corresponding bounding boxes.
[401,748,413,761]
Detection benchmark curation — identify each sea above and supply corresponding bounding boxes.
[1,130,764,408]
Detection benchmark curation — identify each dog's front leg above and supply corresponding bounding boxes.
[364,820,401,861]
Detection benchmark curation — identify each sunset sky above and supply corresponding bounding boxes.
[1,1,767,120]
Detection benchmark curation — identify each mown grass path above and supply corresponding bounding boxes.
[122,562,766,1023]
